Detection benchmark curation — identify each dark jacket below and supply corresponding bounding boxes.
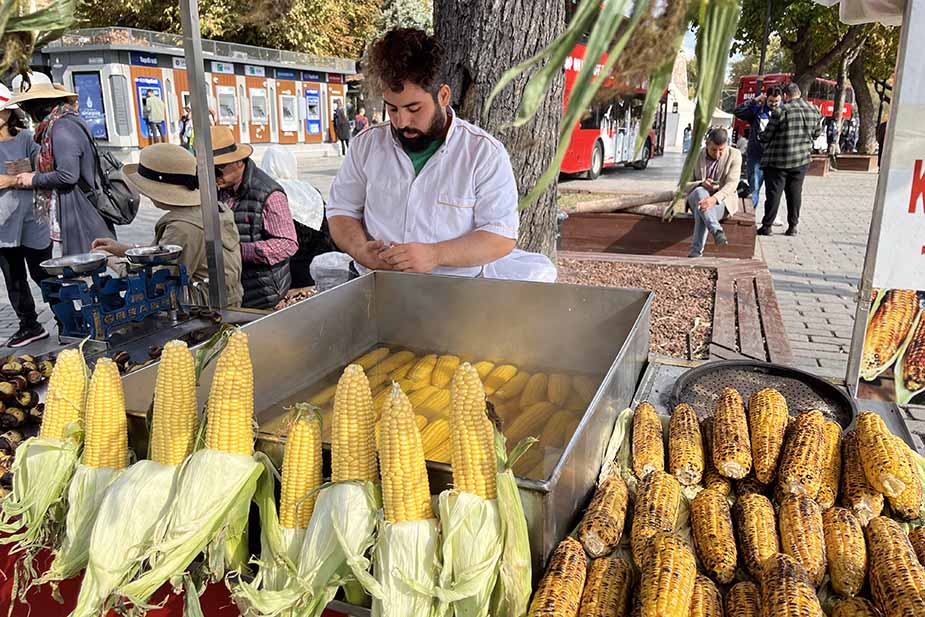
[759,97,823,169]
[334,108,351,141]
[733,99,773,162]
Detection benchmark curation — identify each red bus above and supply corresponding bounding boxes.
[733,73,854,140]
[560,42,659,179]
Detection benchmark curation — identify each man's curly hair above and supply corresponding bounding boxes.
[365,28,444,97]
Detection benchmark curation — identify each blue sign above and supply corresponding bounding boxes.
[73,72,108,140]
[130,52,159,67]
[135,76,165,140]
[304,88,321,135]
[301,71,324,82]
[275,69,297,80]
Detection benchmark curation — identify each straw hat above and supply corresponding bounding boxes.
[10,72,76,105]
[123,144,201,207]
[211,125,253,165]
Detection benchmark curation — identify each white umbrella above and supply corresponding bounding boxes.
[813,0,904,25]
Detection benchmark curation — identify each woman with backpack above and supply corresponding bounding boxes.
[11,73,115,256]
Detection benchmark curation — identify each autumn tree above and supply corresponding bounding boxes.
[725,35,791,87]
[849,24,899,153]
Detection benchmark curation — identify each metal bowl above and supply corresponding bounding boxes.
[125,244,183,265]
[41,252,109,277]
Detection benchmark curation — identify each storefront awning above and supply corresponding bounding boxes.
[813,0,904,25]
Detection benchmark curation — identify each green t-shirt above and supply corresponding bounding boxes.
[405,138,444,176]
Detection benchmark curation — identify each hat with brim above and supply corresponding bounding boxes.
[123,143,201,207]
[211,125,253,165]
[11,82,77,105]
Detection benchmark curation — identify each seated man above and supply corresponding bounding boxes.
[326,27,519,277]
[91,143,244,307]
[683,128,742,258]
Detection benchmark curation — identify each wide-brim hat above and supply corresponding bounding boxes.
[10,72,76,105]
[123,143,201,207]
[211,125,253,165]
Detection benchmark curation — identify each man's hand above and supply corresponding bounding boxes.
[698,195,719,212]
[755,94,767,105]
[0,175,17,190]
[90,237,129,256]
[380,242,439,273]
[354,240,394,271]
[702,178,718,191]
[16,172,34,188]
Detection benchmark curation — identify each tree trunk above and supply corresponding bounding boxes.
[789,24,867,95]
[829,53,850,156]
[434,0,565,259]
[849,53,877,154]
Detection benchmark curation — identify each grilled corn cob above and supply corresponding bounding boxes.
[909,526,925,566]
[777,409,826,499]
[150,340,198,466]
[279,409,323,529]
[578,555,632,617]
[431,355,460,388]
[748,387,789,485]
[823,507,867,597]
[759,553,824,617]
[520,373,549,408]
[354,347,390,370]
[408,354,438,385]
[712,387,751,479]
[540,410,579,449]
[887,436,923,521]
[506,401,557,443]
[638,532,696,617]
[736,474,768,497]
[725,581,760,617]
[779,494,827,586]
[690,488,737,584]
[902,315,925,391]
[701,418,731,496]
[817,419,843,510]
[379,384,432,523]
[421,418,450,463]
[204,332,254,455]
[330,364,378,483]
[630,470,681,566]
[39,348,87,440]
[862,289,918,372]
[632,401,664,480]
[734,492,780,580]
[493,370,529,401]
[547,374,571,407]
[448,363,496,500]
[840,430,884,524]
[577,474,629,558]
[668,403,703,486]
[484,364,518,396]
[831,598,885,617]
[689,575,723,617]
[865,516,925,617]
[856,411,913,498]
[527,536,586,617]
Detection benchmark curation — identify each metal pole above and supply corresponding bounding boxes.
[179,0,227,308]
[756,0,772,92]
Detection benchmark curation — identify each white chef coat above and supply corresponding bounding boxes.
[326,110,520,277]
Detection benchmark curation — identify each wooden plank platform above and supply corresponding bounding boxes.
[835,154,878,172]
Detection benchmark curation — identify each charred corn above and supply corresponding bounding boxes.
[777,409,826,499]
[431,355,460,388]
[887,436,923,521]
[902,315,925,391]
[577,474,629,558]
[701,418,731,496]
[379,384,432,523]
[578,555,632,617]
[862,289,918,372]
[748,388,789,485]
[638,532,696,617]
[909,526,925,566]
[734,492,780,580]
[330,364,378,483]
[817,420,843,510]
[448,363,496,500]
[668,403,703,486]
[279,409,323,529]
[520,373,549,408]
[527,536,586,617]
[493,370,529,401]
[856,411,913,498]
[823,507,867,597]
[632,401,664,480]
[736,474,768,497]
[204,331,254,456]
[865,516,925,617]
[779,494,827,586]
[690,488,737,584]
[40,348,87,440]
[547,374,571,406]
[630,470,681,566]
[484,364,518,396]
[712,387,751,479]
[725,581,760,617]
[840,430,884,524]
[831,598,885,617]
[689,575,723,617]
[759,553,824,617]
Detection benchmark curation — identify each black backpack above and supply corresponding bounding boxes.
[70,118,141,226]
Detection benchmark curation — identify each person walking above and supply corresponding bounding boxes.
[353,106,369,135]
[682,128,741,258]
[757,82,822,237]
[178,106,193,152]
[0,84,51,348]
[733,86,783,226]
[334,101,351,155]
[11,73,115,256]
[682,123,692,153]
[143,90,166,144]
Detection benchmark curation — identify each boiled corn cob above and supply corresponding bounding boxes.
[630,470,681,566]
[308,383,337,408]
[279,410,323,529]
[759,553,824,617]
[632,401,664,480]
[711,387,751,479]
[379,383,432,523]
[572,375,598,403]
[777,409,826,499]
[369,350,415,377]
[150,340,197,466]
[484,364,518,396]
[638,532,696,617]
[540,410,580,449]
[83,359,129,470]
[748,387,789,485]
[527,536,586,617]
[778,494,827,586]
[421,418,450,463]
[690,488,737,584]
[668,403,703,486]
[817,419,843,510]
[408,354,438,385]
[734,492,780,580]
[831,598,885,617]
[416,388,451,420]
[448,363,496,499]
[856,411,913,498]
[205,331,254,455]
[701,418,731,496]
[865,516,925,617]
[354,347,390,370]
[725,581,760,617]
[547,374,571,407]
[909,526,925,566]
[563,388,586,411]
[823,507,867,597]
[472,361,494,380]
[886,435,923,521]
[578,555,632,617]
[431,355,460,388]
[330,364,378,483]
[862,289,918,372]
[902,314,925,391]
[577,474,629,558]
[506,401,557,443]
[493,370,529,400]
[519,373,549,408]
[389,358,417,380]
[408,385,441,408]
[39,348,87,440]
[840,430,884,524]
[689,575,723,617]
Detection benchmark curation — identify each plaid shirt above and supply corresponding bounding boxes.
[221,188,298,266]
[759,97,823,169]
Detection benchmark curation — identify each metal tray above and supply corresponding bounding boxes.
[125,244,183,265]
[671,359,857,427]
[40,252,108,277]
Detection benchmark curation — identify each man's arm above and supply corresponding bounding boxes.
[733,100,758,122]
[712,150,742,205]
[240,191,299,265]
[328,215,392,270]
[759,107,783,146]
[380,231,515,273]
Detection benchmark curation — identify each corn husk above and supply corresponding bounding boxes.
[119,449,263,606]
[369,518,440,617]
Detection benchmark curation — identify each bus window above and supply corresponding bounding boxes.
[580,105,601,130]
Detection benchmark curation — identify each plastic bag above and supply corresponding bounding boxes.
[482,249,557,283]
[259,146,325,231]
[310,252,354,292]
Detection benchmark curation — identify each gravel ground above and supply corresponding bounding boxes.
[558,259,716,359]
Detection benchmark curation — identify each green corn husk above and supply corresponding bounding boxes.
[369,518,440,617]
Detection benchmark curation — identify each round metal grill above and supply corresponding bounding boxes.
[671,360,856,428]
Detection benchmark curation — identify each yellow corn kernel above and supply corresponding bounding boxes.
[690,488,737,584]
[408,385,441,408]
[40,348,87,440]
[408,354,438,385]
[734,492,780,580]
[577,474,629,558]
[505,401,556,444]
[668,403,703,486]
[725,581,760,617]
[308,382,337,408]
[493,370,528,401]
[840,430,884,525]
[519,373,548,408]
[862,289,918,372]
[902,315,925,391]
[527,537,586,617]
[632,401,664,480]
[887,436,924,521]
[369,350,415,378]
[540,410,580,449]
[630,471,681,567]
[578,555,632,617]
[448,363,496,500]
[279,407,322,529]
[759,553,825,617]
[711,387,751,479]
[823,507,867,597]
[204,332,254,455]
[777,409,826,499]
[831,597,884,617]
[856,411,913,498]
[431,355,460,388]
[421,418,450,463]
[547,374,571,406]
[909,526,925,566]
[866,516,925,616]
[330,364,378,483]
[354,347,389,370]
[572,375,598,403]
[817,419,843,510]
[638,532,696,617]
[395,378,431,393]
[472,361,494,380]
[150,340,198,466]
[389,358,417,381]
[82,358,129,470]
[416,389,451,420]
[483,364,518,396]
[779,494,827,587]
[700,418,731,496]
[378,384,432,523]
[748,387,789,484]
[689,575,723,617]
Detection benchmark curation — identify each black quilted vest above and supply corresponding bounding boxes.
[232,159,292,309]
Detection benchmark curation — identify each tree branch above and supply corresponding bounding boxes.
[804,24,869,78]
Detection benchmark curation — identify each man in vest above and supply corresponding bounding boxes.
[211,126,298,309]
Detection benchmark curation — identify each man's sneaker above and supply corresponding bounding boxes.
[757,226,773,236]
[785,226,799,236]
[5,325,49,348]
[713,230,729,246]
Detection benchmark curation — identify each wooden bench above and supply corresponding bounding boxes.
[835,154,878,172]
[808,154,831,176]
[558,196,757,259]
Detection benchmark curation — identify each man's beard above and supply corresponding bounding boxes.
[392,106,447,152]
